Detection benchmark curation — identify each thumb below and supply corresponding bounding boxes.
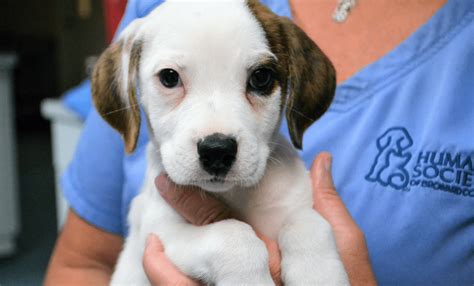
[310,152,358,233]
[312,153,377,286]
[143,234,199,286]
[255,232,282,286]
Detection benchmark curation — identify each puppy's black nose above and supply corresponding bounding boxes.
[197,133,237,177]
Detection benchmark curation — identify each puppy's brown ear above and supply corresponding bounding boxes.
[281,18,336,149]
[246,0,335,149]
[92,28,143,153]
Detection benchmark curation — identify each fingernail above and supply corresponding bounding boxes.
[146,234,155,246]
[155,174,169,194]
[324,154,332,173]
[314,153,335,191]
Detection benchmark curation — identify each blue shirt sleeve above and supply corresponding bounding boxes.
[114,0,165,39]
[62,107,125,234]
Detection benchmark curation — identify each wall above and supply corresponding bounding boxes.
[0,0,106,95]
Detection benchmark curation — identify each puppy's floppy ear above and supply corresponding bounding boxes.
[92,21,143,153]
[281,18,336,149]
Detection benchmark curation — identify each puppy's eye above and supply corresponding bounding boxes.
[248,68,275,94]
[158,69,181,88]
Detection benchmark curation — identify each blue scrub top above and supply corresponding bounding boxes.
[62,0,474,284]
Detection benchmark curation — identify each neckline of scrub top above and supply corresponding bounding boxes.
[271,0,474,112]
[330,0,474,112]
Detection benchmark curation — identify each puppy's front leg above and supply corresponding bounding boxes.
[278,209,349,285]
[163,219,274,285]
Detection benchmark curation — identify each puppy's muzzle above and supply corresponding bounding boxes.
[197,133,237,177]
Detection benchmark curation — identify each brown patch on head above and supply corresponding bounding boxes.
[92,39,143,153]
[246,0,336,149]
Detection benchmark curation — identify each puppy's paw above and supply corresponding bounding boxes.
[281,255,349,286]
[205,220,275,285]
[278,209,349,285]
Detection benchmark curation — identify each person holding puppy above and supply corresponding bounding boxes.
[45,0,474,285]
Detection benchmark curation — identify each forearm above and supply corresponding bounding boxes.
[44,262,112,285]
[45,210,123,285]
[45,235,115,285]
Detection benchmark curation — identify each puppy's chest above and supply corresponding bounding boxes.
[218,180,312,240]
[218,193,285,239]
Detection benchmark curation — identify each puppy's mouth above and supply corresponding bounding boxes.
[209,177,225,183]
[191,176,231,184]
[189,176,237,193]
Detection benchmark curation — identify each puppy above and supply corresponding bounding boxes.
[92,0,348,285]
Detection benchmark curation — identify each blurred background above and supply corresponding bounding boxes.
[0,0,126,284]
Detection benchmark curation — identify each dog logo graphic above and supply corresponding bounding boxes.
[366,127,413,190]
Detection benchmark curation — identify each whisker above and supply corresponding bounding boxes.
[199,189,208,200]
[101,103,140,116]
[267,141,291,149]
[268,155,284,167]
[285,106,315,122]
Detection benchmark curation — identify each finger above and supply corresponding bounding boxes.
[310,152,363,250]
[256,232,282,286]
[143,234,199,286]
[310,152,359,234]
[155,174,231,226]
[310,153,377,286]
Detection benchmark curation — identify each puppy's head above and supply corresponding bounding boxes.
[92,0,335,192]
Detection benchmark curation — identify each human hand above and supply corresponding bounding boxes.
[143,175,281,285]
[143,233,200,286]
[145,152,376,286]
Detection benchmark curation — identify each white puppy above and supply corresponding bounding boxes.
[92,0,349,285]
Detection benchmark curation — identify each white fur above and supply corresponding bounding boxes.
[110,1,348,285]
